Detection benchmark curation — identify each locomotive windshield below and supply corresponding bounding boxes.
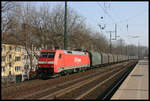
[40,52,55,58]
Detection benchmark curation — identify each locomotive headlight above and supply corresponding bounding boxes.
[38,61,45,64]
[47,61,54,64]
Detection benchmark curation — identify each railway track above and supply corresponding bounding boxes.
[79,61,137,100]
[41,61,134,100]
[2,60,136,100]
[39,62,128,100]
[101,60,138,100]
[2,79,40,89]
[2,61,121,99]
[16,61,135,99]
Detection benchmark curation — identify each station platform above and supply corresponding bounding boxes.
[111,59,149,100]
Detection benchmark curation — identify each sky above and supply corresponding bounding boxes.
[22,1,149,47]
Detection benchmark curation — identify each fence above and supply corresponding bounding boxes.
[1,75,22,84]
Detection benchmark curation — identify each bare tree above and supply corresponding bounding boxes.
[1,1,16,40]
[3,2,147,80]
[1,1,16,13]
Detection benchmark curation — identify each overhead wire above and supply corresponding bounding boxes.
[97,2,125,39]
[97,2,147,38]
[97,3,116,23]
[97,2,145,39]
[115,9,147,24]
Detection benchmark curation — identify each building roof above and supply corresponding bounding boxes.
[2,32,25,46]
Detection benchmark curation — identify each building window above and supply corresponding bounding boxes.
[9,71,11,75]
[9,63,11,67]
[2,67,5,72]
[2,45,6,51]
[15,66,20,72]
[9,46,12,50]
[15,56,21,61]
[9,54,12,59]
[16,47,21,52]
[2,56,5,61]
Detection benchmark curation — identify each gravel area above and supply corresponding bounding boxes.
[2,61,133,100]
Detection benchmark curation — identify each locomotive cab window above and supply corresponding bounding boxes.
[40,52,55,58]
[67,51,72,54]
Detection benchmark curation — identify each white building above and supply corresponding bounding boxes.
[22,46,40,81]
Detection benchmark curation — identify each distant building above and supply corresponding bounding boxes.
[1,43,40,82]
[1,43,23,82]
[22,46,40,81]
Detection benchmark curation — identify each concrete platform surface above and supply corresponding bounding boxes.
[111,60,149,100]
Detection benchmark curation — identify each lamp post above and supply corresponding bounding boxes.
[106,31,115,54]
[116,38,124,55]
[138,40,140,59]
[120,39,124,55]
[126,45,128,55]
[64,1,67,50]
[105,24,119,54]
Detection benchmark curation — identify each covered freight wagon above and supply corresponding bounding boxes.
[88,51,102,67]
[125,56,128,61]
[128,56,131,60]
[113,54,118,63]
[118,55,122,62]
[101,52,108,65]
[108,54,114,64]
[122,55,125,61]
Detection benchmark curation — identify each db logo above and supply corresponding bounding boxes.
[74,57,81,63]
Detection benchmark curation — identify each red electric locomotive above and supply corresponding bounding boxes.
[37,49,90,79]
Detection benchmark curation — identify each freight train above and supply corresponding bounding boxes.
[37,49,138,79]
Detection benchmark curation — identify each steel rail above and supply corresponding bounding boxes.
[40,62,128,99]
[75,62,132,99]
